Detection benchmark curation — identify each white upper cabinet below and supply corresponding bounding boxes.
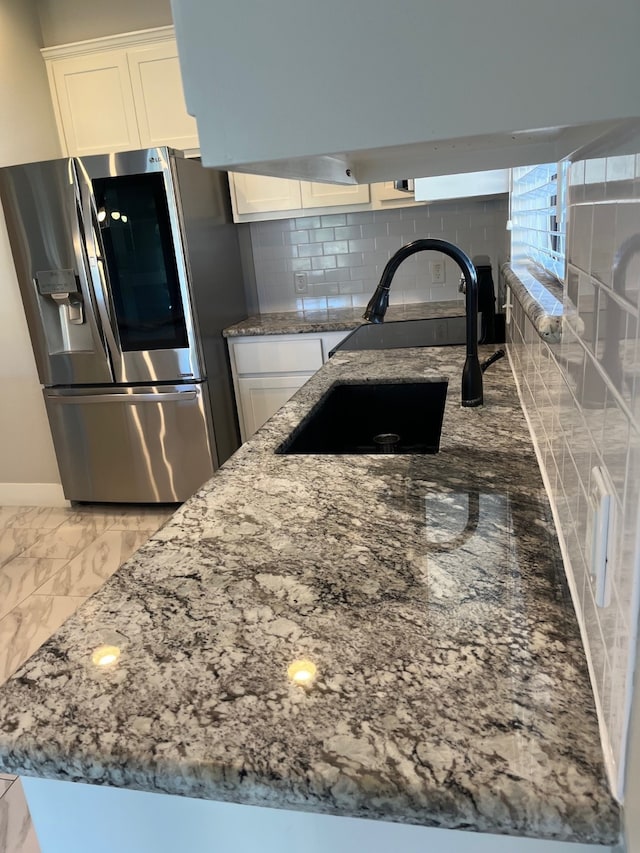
[299,181,370,208]
[127,43,199,151]
[47,49,141,155]
[43,27,199,157]
[229,173,372,221]
[172,0,640,182]
[231,174,302,215]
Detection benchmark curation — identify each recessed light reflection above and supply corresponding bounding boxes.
[91,644,121,667]
[121,215,128,223]
[287,659,317,686]
[110,211,121,221]
[97,208,107,223]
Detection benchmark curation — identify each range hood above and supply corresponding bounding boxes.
[171,0,640,183]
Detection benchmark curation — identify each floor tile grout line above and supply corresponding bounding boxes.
[0,776,18,799]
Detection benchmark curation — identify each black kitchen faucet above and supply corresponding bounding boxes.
[363,238,488,406]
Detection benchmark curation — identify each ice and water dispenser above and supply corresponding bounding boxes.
[33,268,94,356]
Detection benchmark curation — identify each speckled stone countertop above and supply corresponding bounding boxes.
[223,299,464,336]
[0,346,619,846]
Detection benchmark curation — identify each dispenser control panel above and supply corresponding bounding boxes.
[35,269,78,295]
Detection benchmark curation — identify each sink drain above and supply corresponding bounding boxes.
[372,432,400,453]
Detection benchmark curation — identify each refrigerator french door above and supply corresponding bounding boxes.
[0,148,246,503]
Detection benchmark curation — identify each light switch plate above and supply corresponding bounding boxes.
[588,465,615,608]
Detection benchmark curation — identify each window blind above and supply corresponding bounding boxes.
[510,161,567,281]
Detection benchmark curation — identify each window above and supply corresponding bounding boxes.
[510,161,568,282]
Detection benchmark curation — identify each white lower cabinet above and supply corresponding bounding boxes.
[236,374,314,439]
[228,331,351,442]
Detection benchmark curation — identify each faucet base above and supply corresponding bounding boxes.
[461,355,483,407]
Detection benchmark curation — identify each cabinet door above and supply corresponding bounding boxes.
[237,375,312,440]
[49,51,141,155]
[128,42,199,151]
[300,181,369,208]
[231,174,302,215]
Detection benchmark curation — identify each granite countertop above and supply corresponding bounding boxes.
[223,299,465,336]
[502,261,564,343]
[0,346,619,846]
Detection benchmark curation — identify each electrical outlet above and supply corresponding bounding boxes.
[588,465,615,608]
[294,272,308,294]
[431,261,445,284]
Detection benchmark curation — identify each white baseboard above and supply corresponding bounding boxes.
[0,482,69,507]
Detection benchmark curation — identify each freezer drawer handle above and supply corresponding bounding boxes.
[48,391,198,404]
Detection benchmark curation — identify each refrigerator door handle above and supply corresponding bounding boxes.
[47,390,198,404]
[73,160,123,370]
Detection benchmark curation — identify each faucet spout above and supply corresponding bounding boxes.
[364,238,483,407]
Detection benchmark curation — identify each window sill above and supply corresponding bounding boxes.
[502,260,564,343]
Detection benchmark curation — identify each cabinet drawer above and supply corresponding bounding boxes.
[232,339,323,374]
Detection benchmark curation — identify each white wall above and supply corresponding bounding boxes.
[0,0,64,503]
[0,1,62,168]
[37,0,172,46]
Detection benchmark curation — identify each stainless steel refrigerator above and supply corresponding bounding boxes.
[0,148,248,503]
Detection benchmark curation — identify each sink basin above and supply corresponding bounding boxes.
[277,380,448,455]
[331,316,475,354]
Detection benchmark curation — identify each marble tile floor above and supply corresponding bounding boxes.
[0,504,173,686]
[0,503,174,853]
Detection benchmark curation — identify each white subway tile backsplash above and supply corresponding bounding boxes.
[310,227,335,243]
[288,257,312,272]
[360,223,379,239]
[323,240,349,255]
[311,255,337,270]
[250,197,508,313]
[607,156,636,183]
[374,234,403,253]
[591,204,617,287]
[286,229,310,245]
[508,143,640,799]
[298,243,324,257]
[320,213,346,227]
[294,215,321,229]
[337,252,364,269]
[341,279,364,295]
[301,296,327,310]
[324,268,351,283]
[327,296,353,309]
[334,225,362,240]
[585,158,607,184]
[387,218,410,236]
[346,211,373,225]
[347,238,375,253]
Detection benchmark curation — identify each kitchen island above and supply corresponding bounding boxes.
[0,345,619,852]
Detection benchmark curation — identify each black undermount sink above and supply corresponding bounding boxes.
[277,380,448,455]
[330,316,474,355]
